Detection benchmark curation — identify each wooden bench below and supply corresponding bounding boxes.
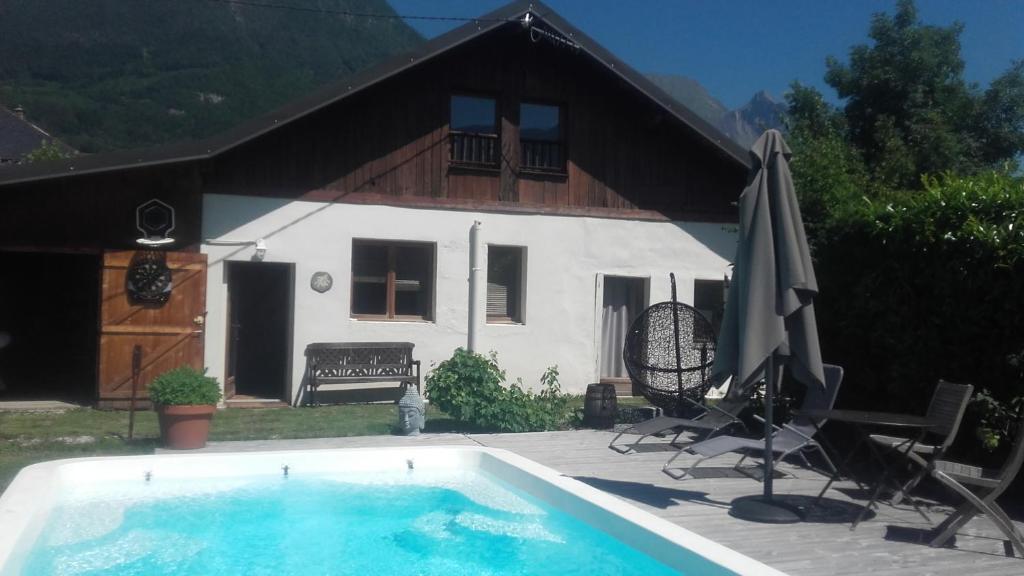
[303,342,420,406]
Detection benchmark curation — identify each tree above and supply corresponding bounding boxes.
[784,82,869,243]
[787,81,844,138]
[824,0,1024,188]
[979,60,1024,169]
[23,139,71,163]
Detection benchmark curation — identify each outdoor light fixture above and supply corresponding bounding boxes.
[254,239,267,261]
[135,199,176,246]
[204,236,270,261]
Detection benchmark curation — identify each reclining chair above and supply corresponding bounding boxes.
[663,364,843,481]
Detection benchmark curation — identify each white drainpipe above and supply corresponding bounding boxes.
[468,220,483,352]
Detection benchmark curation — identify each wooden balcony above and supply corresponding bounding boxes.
[521,139,565,173]
[449,131,499,168]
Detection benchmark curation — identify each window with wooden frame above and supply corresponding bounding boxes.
[519,102,565,173]
[449,94,499,168]
[486,245,525,324]
[351,240,434,321]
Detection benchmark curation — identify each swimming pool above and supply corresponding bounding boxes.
[0,447,786,575]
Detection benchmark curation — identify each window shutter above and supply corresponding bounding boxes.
[487,282,509,317]
[486,245,523,322]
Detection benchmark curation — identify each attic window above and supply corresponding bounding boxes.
[520,102,564,173]
[450,94,499,168]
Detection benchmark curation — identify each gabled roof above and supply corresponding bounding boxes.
[0,0,750,187]
[0,106,73,163]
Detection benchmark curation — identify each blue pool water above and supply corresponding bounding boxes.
[21,470,688,575]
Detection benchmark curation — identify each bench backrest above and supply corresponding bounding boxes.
[305,342,415,379]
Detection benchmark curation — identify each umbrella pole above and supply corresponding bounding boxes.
[762,355,783,499]
[763,356,775,498]
[729,354,802,523]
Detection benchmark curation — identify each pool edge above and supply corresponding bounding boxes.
[0,446,788,576]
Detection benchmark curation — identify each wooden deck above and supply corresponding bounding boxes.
[176,430,1024,575]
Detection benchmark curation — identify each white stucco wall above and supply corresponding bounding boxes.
[201,194,736,403]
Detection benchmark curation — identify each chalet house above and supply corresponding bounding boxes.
[0,105,74,166]
[0,1,748,407]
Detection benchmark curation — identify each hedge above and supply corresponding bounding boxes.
[811,171,1024,462]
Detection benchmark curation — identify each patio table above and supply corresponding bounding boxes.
[795,409,931,528]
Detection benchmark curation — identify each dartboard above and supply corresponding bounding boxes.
[127,254,172,304]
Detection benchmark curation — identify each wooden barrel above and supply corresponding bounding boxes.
[583,383,618,429]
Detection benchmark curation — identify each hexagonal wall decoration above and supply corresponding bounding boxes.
[136,199,176,246]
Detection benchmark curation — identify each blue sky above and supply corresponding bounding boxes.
[387,0,1023,109]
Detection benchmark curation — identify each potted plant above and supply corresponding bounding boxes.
[148,366,222,449]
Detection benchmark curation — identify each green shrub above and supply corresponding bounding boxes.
[425,349,571,433]
[148,366,222,406]
[810,171,1024,460]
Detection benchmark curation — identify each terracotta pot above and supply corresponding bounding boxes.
[156,404,216,449]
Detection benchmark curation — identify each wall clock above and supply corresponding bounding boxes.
[311,271,333,293]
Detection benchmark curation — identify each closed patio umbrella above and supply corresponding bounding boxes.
[711,129,825,523]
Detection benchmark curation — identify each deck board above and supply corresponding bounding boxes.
[175,430,1024,575]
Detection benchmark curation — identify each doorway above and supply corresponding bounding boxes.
[0,251,99,401]
[600,276,648,392]
[225,261,293,401]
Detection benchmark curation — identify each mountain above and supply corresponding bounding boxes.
[646,74,729,128]
[648,75,787,148]
[0,0,423,153]
[717,90,788,147]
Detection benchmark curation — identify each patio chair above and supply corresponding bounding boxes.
[608,394,748,454]
[928,413,1024,557]
[867,380,974,505]
[663,364,843,480]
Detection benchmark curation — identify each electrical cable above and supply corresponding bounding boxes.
[179,0,582,51]
[184,0,520,24]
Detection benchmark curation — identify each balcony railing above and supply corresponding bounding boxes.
[449,131,499,168]
[520,139,565,173]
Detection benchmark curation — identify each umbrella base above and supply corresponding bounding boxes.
[729,495,803,524]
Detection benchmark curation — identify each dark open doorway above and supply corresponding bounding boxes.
[0,251,100,401]
[225,261,293,402]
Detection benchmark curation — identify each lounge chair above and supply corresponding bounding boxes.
[928,413,1024,557]
[663,364,843,480]
[866,380,974,505]
[608,394,748,454]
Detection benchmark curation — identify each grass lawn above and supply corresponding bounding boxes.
[0,404,401,491]
[1,396,652,492]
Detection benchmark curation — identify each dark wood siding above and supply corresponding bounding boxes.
[203,27,744,220]
[0,163,203,252]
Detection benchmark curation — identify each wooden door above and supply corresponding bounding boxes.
[97,251,207,407]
